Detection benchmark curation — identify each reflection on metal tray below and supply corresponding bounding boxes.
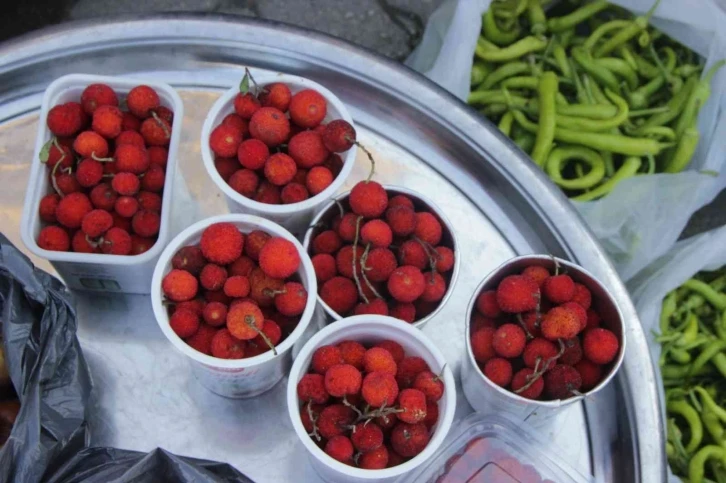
[0,15,664,482]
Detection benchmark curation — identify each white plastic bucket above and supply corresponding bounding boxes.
[20,74,184,293]
[462,255,626,425]
[302,185,460,329]
[200,72,356,236]
[287,315,456,483]
[151,214,318,398]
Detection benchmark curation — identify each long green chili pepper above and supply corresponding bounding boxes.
[547,0,609,33]
[572,47,621,93]
[512,110,671,156]
[635,126,676,141]
[492,0,528,19]
[480,61,531,89]
[471,62,492,87]
[662,363,713,379]
[572,156,642,201]
[683,279,726,310]
[690,341,726,376]
[663,127,699,173]
[595,57,639,90]
[678,313,700,347]
[475,36,548,63]
[633,53,662,79]
[701,407,724,443]
[513,133,535,152]
[531,72,558,166]
[669,348,692,364]
[661,292,678,332]
[546,146,606,190]
[586,75,610,105]
[675,64,704,78]
[483,9,523,46]
[526,0,547,36]
[468,89,531,108]
[618,45,638,71]
[582,20,630,51]
[637,76,697,132]
[711,353,726,378]
[594,0,663,58]
[668,399,704,453]
[674,60,726,138]
[498,111,515,136]
[571,60,590,104]
[689,446,726,482]
[553,44,572,80]
[555,89,629,132]
[630,75,667,109]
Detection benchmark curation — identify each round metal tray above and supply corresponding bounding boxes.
[0,15,665,482]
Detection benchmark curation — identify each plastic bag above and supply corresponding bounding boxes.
[0,235,251,483]
[406,0,726,281]
[45,447,253,483]
[0,233,92,483]
[626,224,726,482]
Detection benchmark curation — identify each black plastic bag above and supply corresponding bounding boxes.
[0,235,252,483]
[0,234,91,483]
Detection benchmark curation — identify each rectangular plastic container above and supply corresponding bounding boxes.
[398,413,591,483]
[21,74,184,293]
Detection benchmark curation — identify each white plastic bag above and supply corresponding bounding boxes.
[626,225,726,482]
[406,0,726,281]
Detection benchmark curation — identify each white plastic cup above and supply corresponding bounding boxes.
[20,74,184,294]
[287,315,456,483]
[201,72,357,236]
[303,185,460,330]
[151,214,318,398]
[462,255,626,425]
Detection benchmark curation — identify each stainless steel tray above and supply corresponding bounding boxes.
[0,16,665,482]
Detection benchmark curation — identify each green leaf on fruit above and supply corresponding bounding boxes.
[239,73,250,95]
[39,139,52,162]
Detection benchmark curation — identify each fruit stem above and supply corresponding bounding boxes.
[551,255,561,276]
[352,216,371,304]
[413,236,441,280]
[151,111,171,139]
[514,339,566,395]
[335,200,345,219]
[342,395,364,419]
[84,234,101,249]
[248,320,278,356]
[306,400,322,442]
[359,242,384,300]
[515,313,534,340]
[351,139,376,183]
[91,152,115,163]
[353,401,404,425]
[50,159,65,197]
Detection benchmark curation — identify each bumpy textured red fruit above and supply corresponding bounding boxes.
[476,290,501,318]
[311,345,344,374]
[259,237,300,279]
[544,364,582,399]
[349,181,388,218]
[325,435,354,463]
[496,275,540,313]
[297,373,330,404]
[583,328,619,364]
[483,357,513,387]
[259,83,291,111]
[170,308,199,338]
[289,89,327,128]
[541,306,581,341]
[81,83,119,115]
[200,222,244,265]
[162,269,198,302]
[364,347,397,376]
[37,226,70,252]
[320,276,357,315]
[288,131,329,168]
[388,266,426,303]
[492,323,526,358]
[543,274,575,304]
[249,107,290,147]
[390,423,429,457]
[511,368,544,399]
[324,364,362,397]
[127,85,160,118]
[226,301,264,340]
[470,327,496,363]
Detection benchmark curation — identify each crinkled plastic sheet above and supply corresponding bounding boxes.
[406,0,726,281]
[627,224,726,482]
[0,235,251,483]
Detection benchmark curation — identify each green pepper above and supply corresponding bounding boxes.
[637,76,697,132]
[675,60,726,138]
[667,399,704,453]
[480,62,531,89]
[663,127,699,173]
[531,72,558,167]
[661,292,678,332]
[690,340,726,376]
[678,313,700,347]
[471,62,492,87]
[695,387,726,424]
[475,36,548,63]
[689,445,726,482]
[593,0,663,58]
[498,111,515,136]
[483,9,523,46]
[547,0,609,33]
[683,279,726,310]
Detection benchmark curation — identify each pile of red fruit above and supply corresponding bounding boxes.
[161,222,308,359]
[210,70,354,205]
[308,183,455,323]
[440,437,552,483]
[470,263,620,400]
[297,339,444,469]
[35,82,173,255]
